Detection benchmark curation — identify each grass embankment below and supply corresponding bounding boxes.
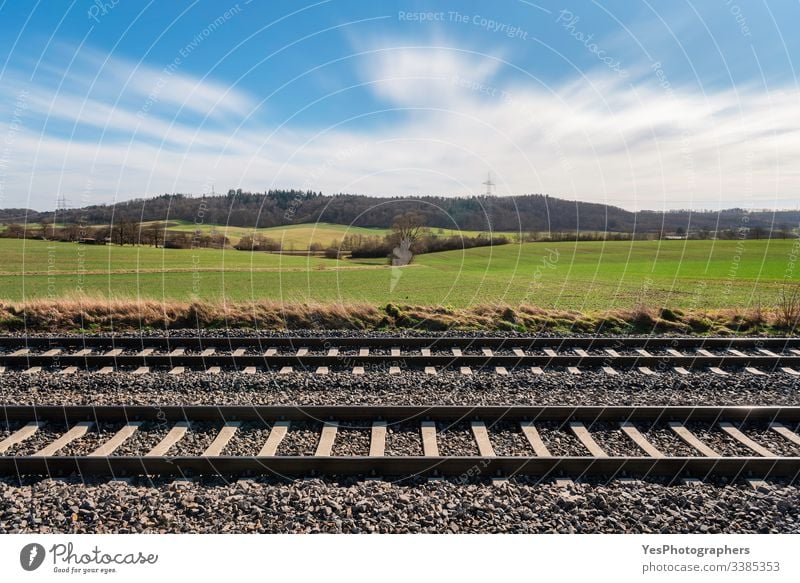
[0,299,795,335]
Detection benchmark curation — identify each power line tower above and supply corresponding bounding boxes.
[482,172,495,196]
[56,194,70,212]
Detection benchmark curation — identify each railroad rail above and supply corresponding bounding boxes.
[0,336,799,373]
[1,406,799,479]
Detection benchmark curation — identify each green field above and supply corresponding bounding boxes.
[1,237,797,310]
[150,221,391,248]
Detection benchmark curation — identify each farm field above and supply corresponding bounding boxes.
[0,237,795,310]
[135,220,513,247]
[149,221,390,248]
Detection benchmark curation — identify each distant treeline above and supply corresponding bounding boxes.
[2,190,799,234]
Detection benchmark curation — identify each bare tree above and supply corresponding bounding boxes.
[390,212,426,246]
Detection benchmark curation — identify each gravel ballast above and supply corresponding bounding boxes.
[385,422,423,456]
[1,370,797,406]
[1,476,797,534]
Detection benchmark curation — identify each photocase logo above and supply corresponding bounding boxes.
[20,543,46,571]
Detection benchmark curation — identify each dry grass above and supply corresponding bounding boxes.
[0,298,795,335]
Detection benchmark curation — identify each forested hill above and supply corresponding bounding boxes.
[1,190,798,234]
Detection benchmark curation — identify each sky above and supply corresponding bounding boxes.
[0,0,798,212]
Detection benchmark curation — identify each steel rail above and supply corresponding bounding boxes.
[2,405,799,423]
[1,456,798,478]
[0,354,798,370]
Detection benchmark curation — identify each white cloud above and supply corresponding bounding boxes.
[1,43,799,211]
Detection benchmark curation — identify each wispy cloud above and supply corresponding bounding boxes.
[1,41,799,211]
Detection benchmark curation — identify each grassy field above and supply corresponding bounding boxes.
[140,220,511,248]
[151,221,390,248]
[0,237,796,311]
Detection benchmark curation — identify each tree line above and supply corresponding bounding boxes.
[2,190,798,235]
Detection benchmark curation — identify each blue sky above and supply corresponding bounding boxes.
[1,0,798,211]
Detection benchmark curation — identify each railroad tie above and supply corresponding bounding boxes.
[263,348,277,357]
[530,366,544,375]
[544,348,557,357]
[470,422,496,457]
[769,423,800,447]
[420,348,431,356]
[369,421,387,457]
[42,349,62,357]
[132,366,150,375]
[602,366,618,376]
[201,348,216,357]
[169,348,186,357]
[279,366,293,375]
[605,349,620,357]
[619,422,664,457]
[146,422,190,457]
[745,367,766,376]
[482,348,493,357]
[451,348,462,357]
[781,367,800,376]
[316,366,329,375]
[60,366,79,375]
[519,422,550,456]
[359,348,369,357]
[33,422,94,456]
[202,422,241,456]
[420,421,439,457]
[708,367,728,376]
[243,366,256,375]
[0,422,45,454]
[668,422,719,457]
[314,422,338,456]
[666,349,683,357]
[512,348,525,357]
[327,348,339,357]
[74,349,93,356]
[390,347,400,357]
[24,367,42,375]
[168,366,185,375]
[697,349,714,357]
[389,366,401,375]
[89,422,142,456]
[635,348,652,357]
[97,367,114,374]
[258,421,291,456]
[104,349,123,357]
[758,349,778,357]
[495,366,508,376]
[424,366,437,376]
[574,349,588,357]
[673,367,690,376]
[137,348,155,357]
[637,367,656,375]
[567,366,581,375]
[460,366,472,376]
[718,422,774,457]
[569,422,608,457]
[352,366,365,376]
[206,367,221,374]
[728,349,747,357]
[296,348,309,357]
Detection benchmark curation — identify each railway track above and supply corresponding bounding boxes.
[1,405,799,479]
[0,336,799,374]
